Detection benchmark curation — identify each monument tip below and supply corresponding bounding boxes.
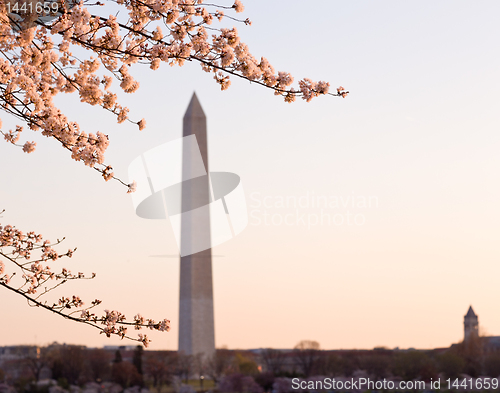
[184,92,205,119]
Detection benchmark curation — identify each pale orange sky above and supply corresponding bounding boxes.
[1,0,500,350]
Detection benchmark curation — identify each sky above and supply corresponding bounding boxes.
[1,0,500,351]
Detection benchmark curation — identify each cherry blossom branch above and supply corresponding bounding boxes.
[0,214,170,347]
[0,0,347,191]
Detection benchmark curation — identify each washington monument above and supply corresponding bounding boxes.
[178,93,216,359]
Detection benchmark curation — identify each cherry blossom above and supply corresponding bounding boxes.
[22,140,36,153]
[127,180,137,194]
[0,210,170,346]
[0,0,347,190]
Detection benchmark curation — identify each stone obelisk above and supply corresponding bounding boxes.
[178,93,216,360]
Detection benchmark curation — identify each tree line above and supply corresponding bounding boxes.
[2,338,500,393]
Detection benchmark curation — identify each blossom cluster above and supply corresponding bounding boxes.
[0,212,170,346]
[0,0,346,190]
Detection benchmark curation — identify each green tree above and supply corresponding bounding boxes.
[48,345,85,385]
[392,351,435,381]
[319,353,343,377]
[114,350,123,364]
[85,348,112,382]
[437,352,465,379]
[133,345,144,375]
[456,337,483,377]
[23,346,51,382]
[484,352,500,377]
[236,353,259,376]
[112,361,142,388]
[340,354,358,377]
[360,353,391,379]
[259,349,285,376]
[144,351,177,393]
[293,340,321,377]
[176,353,193,383]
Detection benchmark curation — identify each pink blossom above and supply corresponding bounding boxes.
[127,181,137,194]
[233,0,245,13]
[22,141,36,153]
[138,333,150,348]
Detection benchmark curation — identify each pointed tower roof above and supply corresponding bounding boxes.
[182,92,208,169]
[183,92,205,120]
[465,306,477,318]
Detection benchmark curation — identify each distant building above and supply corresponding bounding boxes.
[464,306,479,341]
[103,345,138,351]
[0,346,37,365]
[463,306,500,351]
